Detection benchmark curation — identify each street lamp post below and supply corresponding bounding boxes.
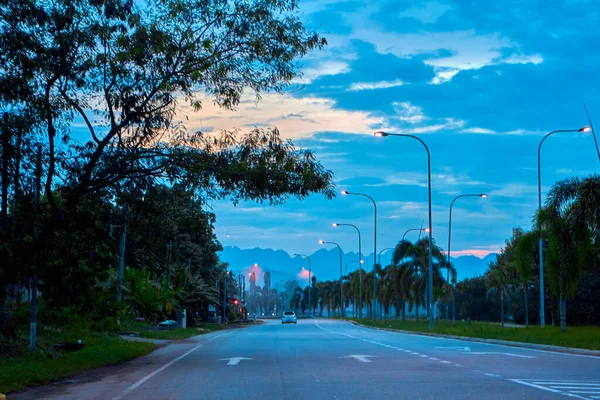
[537,127,589,327]
[402,227,429,241]
[294,254,312,316]
[320,240,345,317]
[333,222,363,318]
[345,260,360,275]
[447,193,487,323]
[375,131,434,330]
[341,190,377,324]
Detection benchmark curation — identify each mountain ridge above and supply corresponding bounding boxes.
[218,246,497,288]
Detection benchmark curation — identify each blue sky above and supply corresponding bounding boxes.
[191,0,600,258]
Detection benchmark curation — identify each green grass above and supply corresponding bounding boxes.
[139,324,222,340]
[346,318,600,351]
[0,335,155,394]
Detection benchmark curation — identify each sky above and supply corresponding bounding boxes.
[150,0,600,258]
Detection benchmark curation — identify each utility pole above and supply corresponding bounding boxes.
[216,279,220,321]
[30,144,41,352]
[223,272,228,323]
[166,240,173,285]
[116,205,127,300]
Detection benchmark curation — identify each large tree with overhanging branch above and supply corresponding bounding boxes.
[0,0,335,337]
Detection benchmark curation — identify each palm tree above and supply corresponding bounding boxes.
[485,261,515,328]
[516,175,599,332]
[392,238,454,321]
[515,229,537,327]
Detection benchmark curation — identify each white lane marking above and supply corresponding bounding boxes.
[534,382,600,386]
[485,373,501,377]
[510,379,562,393]
[219,357,252,366]
[510,379,598,400]
[113,331,233,400]
[342,355,375,363]
[467,352,535,358]
[429,357,439,361]
[342,320,600,359]
[318,320,465,368]
[435,346,471,351]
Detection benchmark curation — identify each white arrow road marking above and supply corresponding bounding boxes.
[467,352,535,358]
[341,355,375,363]
[435,346,471,351]
[219,357,253,366]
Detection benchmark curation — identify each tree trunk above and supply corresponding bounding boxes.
[560,295,566,333]
[500,290,504,328]
[560,271,566,333]
[402,301,406,321]
[524,285,529,328]
[1,119,9,229]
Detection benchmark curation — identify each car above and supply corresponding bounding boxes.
[281,311,297,324]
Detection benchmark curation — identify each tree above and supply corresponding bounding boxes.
[485,261,515,328]
[515,229,537,327]
[0,0,335,310]
[516,175,599,332]
[392,238,454,321]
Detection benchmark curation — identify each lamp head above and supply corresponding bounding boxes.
[374,131,389,137]
[480,194,488,198]
[580,126,591,132]
[332,223,338,227]
[319,240,324,244]
[341,190,349,195]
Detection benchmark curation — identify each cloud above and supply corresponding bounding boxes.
[294,60,351,84]
[399,2,453,24]
[393,102,426,124]
[181,92,390,139]
[450,248,501,258]
[348,79,405,91]
[487,184,539,198]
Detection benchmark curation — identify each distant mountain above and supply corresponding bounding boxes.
[218,246,497,287]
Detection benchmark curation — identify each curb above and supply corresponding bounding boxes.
[344,320,600,357]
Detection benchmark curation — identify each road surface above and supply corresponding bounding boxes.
[13,319,600,399]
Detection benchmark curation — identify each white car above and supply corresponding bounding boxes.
[281,311,297,324]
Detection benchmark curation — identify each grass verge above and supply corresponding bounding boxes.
[0,336,155,394]
[139,324,222,340]
[346,318,600,350]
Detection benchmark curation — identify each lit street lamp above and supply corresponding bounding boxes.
[333,222,363,318]
[375,131,434,329]
[294,254,312,316]
[447,193,487,323]
[537,126,589,327]
[341,190,378,324]
[320,240,345,317]
[402,227,430,241]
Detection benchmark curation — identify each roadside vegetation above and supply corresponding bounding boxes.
[346,318,600,351]
[302,176,599,332]
[0,0,334,395]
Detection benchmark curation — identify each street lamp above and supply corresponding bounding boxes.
[294,253,312,316]
[341,190,378,324]
[375,131,434,330]
[402,227,430,241]
[537,126,589,327]
[345,260,363,275]
[447,193,487,323]
[320,240,345,317]
[378,248,394,266]
[333,222,363,318]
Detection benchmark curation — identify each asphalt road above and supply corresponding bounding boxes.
[12,319,600,400]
